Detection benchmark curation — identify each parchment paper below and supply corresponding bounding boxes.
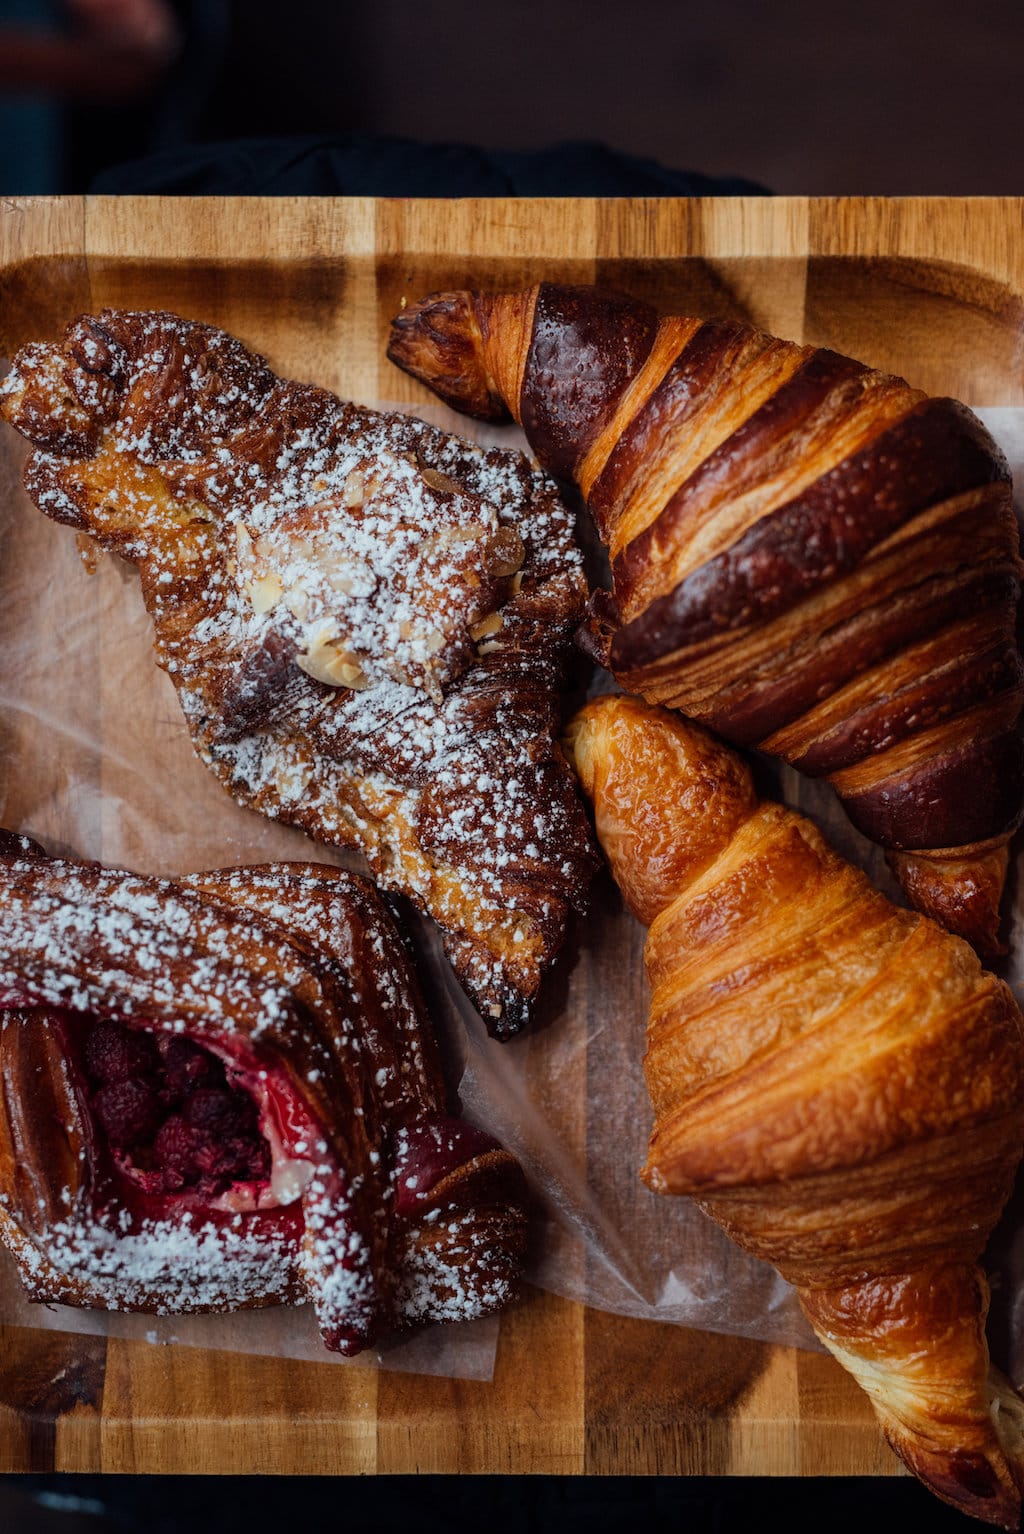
[1,402,1022,1380]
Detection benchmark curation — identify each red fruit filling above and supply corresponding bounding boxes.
[81,1018,270,1198]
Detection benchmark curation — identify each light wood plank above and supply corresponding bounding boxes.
[0,196,87,356]
[96,1336,379,1474]
[378,1290,584,1474]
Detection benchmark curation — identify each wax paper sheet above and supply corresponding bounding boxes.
[1,400,1022,1381]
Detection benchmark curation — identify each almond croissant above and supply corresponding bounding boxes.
[565,693,1024,1527]
[388,283,1024,954]
[0,309,598,1036]
[0,833,528,1353]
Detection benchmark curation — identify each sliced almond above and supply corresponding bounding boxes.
[297,640,370,690]
[296,649,340,686]
[485,527,525,577]
[273,755,313,804]
[343,469,364,508]
[321,553,376,598]
[446,521,487,543]
[283,586,311,622]
[336,659,370,689]
[246,570,284,615]
[469,611,503,641]
[420,466,464,496]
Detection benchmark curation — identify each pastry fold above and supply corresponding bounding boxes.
[0,834,528,1353]
[0,309,599,1034]
[566,693,1024,1528]
[388,283,1024,953]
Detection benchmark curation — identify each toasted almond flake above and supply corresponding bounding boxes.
[486,527,525,577]
[420,466,464,495]
[469,611,503,641]
[446,522,487,543]
[337,660,370,690]
[297,635,370,690]
[247,571,284,614]
[284,586,312,621]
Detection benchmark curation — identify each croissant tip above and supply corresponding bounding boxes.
[387,291,510,423]
[887,846,1011,958]
[887,1439,1024,1530]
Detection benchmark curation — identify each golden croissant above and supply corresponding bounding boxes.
[566,694,1024,1527]
[0,308,599,1035]
[388,282,1024,954]
[0,831,528,1352]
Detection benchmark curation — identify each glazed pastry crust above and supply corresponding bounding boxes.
[566,693,1024,1528]
[0,310,599,1034]
[0,838,528,1353]
[388,283,1024,954]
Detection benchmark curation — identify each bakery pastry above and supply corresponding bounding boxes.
[387,283,1024,954]
[566,692,1024,1527]
[0,309,599,1035]
[0,834,529,1353]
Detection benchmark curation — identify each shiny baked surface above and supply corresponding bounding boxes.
[568,693,1024,1526]
[389,280,1024,956]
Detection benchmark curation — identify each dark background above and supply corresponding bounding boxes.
[0,1473,1008,1532]
[0,0,1022,195]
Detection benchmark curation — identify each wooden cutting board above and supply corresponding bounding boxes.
[0,194,1021,1478]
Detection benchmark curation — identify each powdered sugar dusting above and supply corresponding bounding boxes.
[0,309,597,1028]
[10,1208,296,1313]
[0,851,529,1352]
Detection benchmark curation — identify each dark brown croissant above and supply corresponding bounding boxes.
[0,834,528,1353]
[0,308,599,1036]
[566,693,1024,1526]
[388,283,1024,954]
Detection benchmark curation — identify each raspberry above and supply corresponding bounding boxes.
[159,1035,225,1103]
[92,1076,163,1149]
[83,1018,269,1197]
[84,1019,159,1085]
[185,1087,256,1137]
[194,1131,269,1190]
[153,1108,268,1194]
[153,1114,205,1175]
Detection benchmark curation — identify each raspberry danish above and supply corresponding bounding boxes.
[0,832,529,1353]
[0,310,598,1035]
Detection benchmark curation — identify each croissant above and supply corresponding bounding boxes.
[0,834,528,1353]
[387,283,1024,954]
[0,309,599,1035]
[565,692,1024,1525]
